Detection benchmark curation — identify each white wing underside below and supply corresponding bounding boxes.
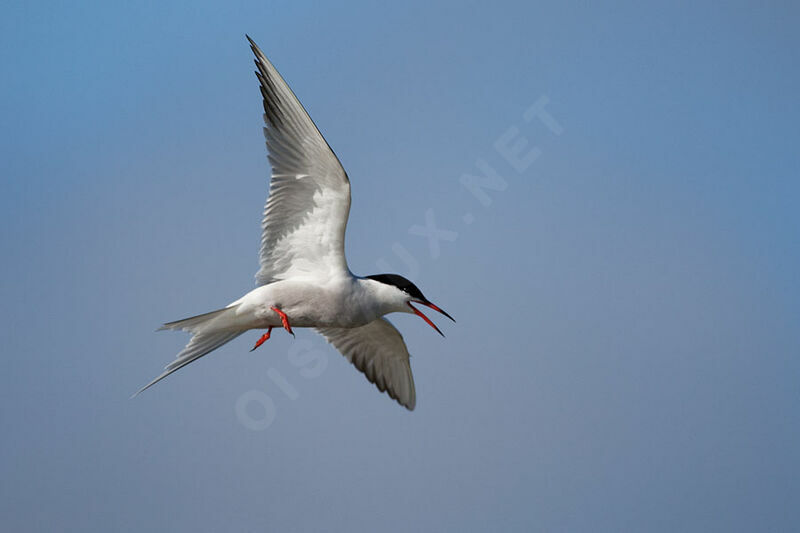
[251,40,416,410]
[249,36,351,285]
[317,318,416,410]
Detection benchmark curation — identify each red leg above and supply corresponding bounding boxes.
[250,326,273,352]
[270,306,294,337]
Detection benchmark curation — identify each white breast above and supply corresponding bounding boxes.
[231,275,384,329]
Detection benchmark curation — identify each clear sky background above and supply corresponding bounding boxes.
[2,1,799,531]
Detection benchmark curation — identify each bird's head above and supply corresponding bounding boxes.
[366,274,455,336]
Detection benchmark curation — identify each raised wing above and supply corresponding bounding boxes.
[248,36,351,285]
[317,318,417,410]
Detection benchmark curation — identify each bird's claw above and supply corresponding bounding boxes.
[270,306,294,336]
[250,326,272,351]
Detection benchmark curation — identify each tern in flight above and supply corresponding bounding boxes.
[136,36,453,410]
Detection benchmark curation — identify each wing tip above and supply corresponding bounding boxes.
[246,34,258,50]
[247,35,269,65]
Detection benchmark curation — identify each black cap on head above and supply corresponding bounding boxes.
[366,274,426,301]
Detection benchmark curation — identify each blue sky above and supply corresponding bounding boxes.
[2,1,799,531]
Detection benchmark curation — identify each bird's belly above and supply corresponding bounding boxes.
[237,279,378,329]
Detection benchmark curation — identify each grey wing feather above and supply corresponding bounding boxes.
[248,36,351,285]
[317,318,416,410]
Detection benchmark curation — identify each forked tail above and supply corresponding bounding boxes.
[157,306,238,333]
[133,305,244,397]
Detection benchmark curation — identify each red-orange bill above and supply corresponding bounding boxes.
[418,301,455,322]
[407,301,454,337]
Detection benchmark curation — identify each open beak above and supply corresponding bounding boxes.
[407,300,455,337]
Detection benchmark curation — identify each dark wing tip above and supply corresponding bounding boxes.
[247,35,267,61]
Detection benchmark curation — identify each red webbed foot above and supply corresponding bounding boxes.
[250,326,273,351]
[270,306,295,337]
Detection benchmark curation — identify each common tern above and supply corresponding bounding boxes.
[136,36,454,410]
